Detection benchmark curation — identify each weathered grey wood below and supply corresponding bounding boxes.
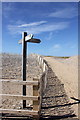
[33,78,40,112]
[1,79,39,85]
[18,34,41,44]
[0,109,38,115]
[33,78,39,81]
[39,77,43,113]
[1,94,39,100]
[18,34,33,44]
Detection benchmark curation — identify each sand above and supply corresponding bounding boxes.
[44,56,79,116]
[0,53,42,110]
[0,53,79,118]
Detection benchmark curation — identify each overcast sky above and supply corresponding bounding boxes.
[2,2,78,56]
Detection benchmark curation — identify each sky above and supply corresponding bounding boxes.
[2,2,78,56]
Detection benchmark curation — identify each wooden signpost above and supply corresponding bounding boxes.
[22,32,27,108]
[18,32,41,108]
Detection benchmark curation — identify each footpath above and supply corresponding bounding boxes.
[40,63,79,120]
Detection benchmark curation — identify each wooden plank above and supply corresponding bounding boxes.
[33,78,39,111]
[38,77,43,112]
[18,34,33,44]
[0,80,39,85]
[0,109,38,116]
[33,78,39,81]
[33,100,39,111]
[33,85,39,96]
[0,94,39,100]
[0,117,30,119]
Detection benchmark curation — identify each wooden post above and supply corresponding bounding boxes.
[33,78,39,110]
[22,32,27,108]
[33,78,39,119]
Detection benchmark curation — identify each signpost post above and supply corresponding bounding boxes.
[22,32,27,108]
[18,32,41,108]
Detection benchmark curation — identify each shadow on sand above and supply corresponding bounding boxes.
[1,98,80,120]
[0,113,79,120]
[40,97,80,120]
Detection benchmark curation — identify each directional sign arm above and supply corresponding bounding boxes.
[27,38,41,43]
[18,35,41,44]
[18,34,33,44]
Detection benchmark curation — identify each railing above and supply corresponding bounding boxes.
[0,79,39,116]
[0,54,49,119]
[33,54,48,92]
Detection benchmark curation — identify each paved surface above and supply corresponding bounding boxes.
[41,65,79,120]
